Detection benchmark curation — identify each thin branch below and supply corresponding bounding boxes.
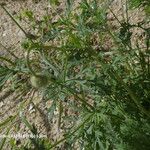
[0,42,18,59]
[0,56,15,66]
[0,4,28,37]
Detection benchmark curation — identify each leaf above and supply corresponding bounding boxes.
[129,0,142,8]
[58,101,63,129]
[49,0,60,6]
[21,10,34,20]
[145,5,150,14]
[47,101,56,121]
[20,114,36,134]
[0,72,13,89]
[0,115,17,129]
[0,125,11,150]
[0,65,14,89]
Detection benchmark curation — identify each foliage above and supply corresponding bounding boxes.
[0,0,150,149]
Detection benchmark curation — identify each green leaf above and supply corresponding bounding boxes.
[145,5,150,14]
[21,10,34,20]
[0,125,11,150]
[20,114,36,134]
[0,115,17,129]
[0,72,13,89]
[49,0,60,6]
[47,101,56,121]
[129,0,142,8]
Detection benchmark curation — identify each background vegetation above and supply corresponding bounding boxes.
[0,0,150,149]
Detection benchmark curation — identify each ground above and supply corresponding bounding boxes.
[0,0,148,149]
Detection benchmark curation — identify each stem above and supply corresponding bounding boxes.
[62,57,68,83]
[63,84,94,111]
[0,42,18,59]
[0,4,38,76]
[0,56,15,66]
[40,48,59,75]
[1,4,36,44]
[121,0,126,22]
[0,5,28,37]
[125,0,129,23]
[26,48,37,76]
[58,101,63,129]
[0,89,14,102]
[109,7,122,25]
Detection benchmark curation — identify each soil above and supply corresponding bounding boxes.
[0,0,64,149]
[0,0,148,149]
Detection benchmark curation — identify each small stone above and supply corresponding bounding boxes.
[18,30,25,38]
[0,101,4,107]
[2,32,6,37]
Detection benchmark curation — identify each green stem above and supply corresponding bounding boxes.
[0,5,28,37]
[58,101,63,129]
[40,48,59,75]
[109,7,122,25]
[0,42,18,59]
[63,84,94,111]
[1,4,35,45]
[63,58,68,83]
[0,4,38,76]
[0,56,15,66]
[125,0,129,23]
[26,49,37,76]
